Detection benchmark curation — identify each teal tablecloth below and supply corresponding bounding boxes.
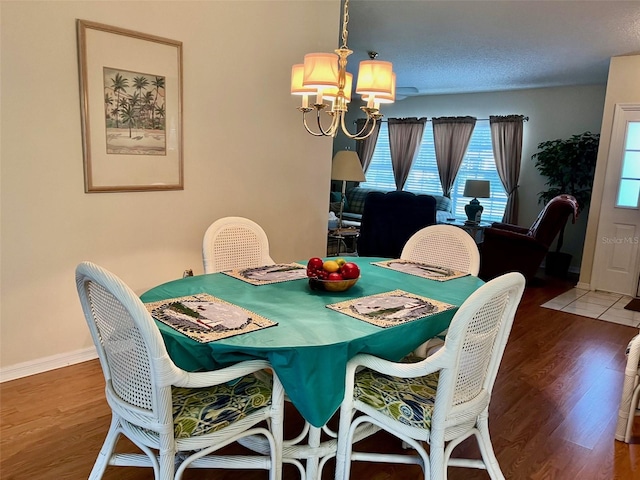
[140,257,484,427]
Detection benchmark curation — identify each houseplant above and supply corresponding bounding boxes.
[531,131,600,276]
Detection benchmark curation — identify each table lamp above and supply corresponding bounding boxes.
[463,179,491,224]
[331,151,366,230]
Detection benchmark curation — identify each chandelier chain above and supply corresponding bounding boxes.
[340,0,350,50]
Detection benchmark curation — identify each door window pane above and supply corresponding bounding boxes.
[625,122,640,150]
[616,121,640,208]
[617,179,640,207]
[621,151,640,178]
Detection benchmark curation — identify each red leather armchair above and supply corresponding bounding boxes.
[478,194,579,282]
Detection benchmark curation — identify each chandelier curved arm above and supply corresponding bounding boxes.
[300,110,326,136]
[340,113,377,140]
[301,107,340,137]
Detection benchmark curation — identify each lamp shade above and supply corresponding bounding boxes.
[290,64,315,95]
[362,72,396,104]
[463,179,491,198]
[302,53,339,89]
[324,72,353,102]
[331,151,366,182]
[355,60,394,96]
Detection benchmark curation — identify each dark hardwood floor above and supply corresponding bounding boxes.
[2,275,639,479]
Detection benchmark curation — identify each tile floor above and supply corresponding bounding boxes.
[542,288,640,328]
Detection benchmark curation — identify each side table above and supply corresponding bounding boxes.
[327,227,360,256]
[442,219,492,244]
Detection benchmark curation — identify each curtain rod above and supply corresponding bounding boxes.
[373,116,529,123]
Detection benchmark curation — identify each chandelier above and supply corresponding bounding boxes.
[290,0,396,139]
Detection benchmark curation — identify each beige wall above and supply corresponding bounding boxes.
[0,1,339,369]
[579,54,640,288]
[336,84,607,270]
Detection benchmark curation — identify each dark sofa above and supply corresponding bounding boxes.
[357,191,438,258]
[339,186,453,225]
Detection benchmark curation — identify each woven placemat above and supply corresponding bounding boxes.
[146,293,277,343]
[223,263,307,285]
[327,289,455,328]
[372,259,469,281]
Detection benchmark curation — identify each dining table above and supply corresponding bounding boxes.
[140,257,484,479]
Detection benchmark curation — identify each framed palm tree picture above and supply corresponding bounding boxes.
[77,20,183,192]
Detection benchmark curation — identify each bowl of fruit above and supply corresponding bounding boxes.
[306,257,360,292]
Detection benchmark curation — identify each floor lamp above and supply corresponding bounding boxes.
[331,151,366,230]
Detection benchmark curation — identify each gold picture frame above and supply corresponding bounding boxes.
[76,20,183,192]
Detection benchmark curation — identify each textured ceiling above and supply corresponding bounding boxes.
[343,0,640,98]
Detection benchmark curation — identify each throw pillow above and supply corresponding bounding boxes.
[330,202,342,213]
[330,191,348,211]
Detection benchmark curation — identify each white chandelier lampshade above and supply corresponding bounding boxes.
[325,72,353,103]
[302,53,339,89]
[290,64,316,109]
[361,72,396,108]
[291,64,314,93]
[356,61,394,94]
[291,0,395,140]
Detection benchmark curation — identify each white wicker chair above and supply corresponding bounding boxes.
[76,261,284,480]
[401,224,481,275]
[616,331,640,443]
[334,272,526,480]
[401,224,481,356]
[202,216,275,274]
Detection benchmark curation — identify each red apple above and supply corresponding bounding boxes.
[328,272,343,281]
[306,257,325,278]
[341,262,360,279]
[307,257,324,270]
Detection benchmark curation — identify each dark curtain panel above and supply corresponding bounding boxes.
[490,115,525,224]
[432,116,476,198]
[388,117,427,190]
[355,118,382,173]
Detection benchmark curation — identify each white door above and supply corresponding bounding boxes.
[593,104,640,295]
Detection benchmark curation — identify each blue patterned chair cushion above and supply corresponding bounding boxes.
[172,375,271,438]
[354,368,440,429]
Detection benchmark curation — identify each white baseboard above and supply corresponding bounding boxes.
[576,281,591,290]
[0,346,98,383]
